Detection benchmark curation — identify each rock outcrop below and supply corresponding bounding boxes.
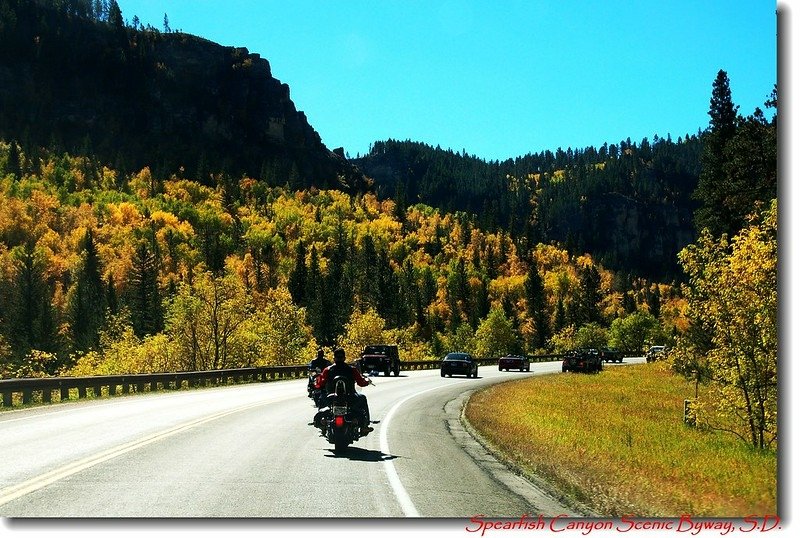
[0,0,367,191]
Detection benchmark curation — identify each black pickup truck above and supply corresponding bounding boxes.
[357,345,400,376]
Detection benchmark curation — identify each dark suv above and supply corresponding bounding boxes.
[600,348,624,363]
[358,345,400,376]
[441,352,478,378]
[562,348,603,373]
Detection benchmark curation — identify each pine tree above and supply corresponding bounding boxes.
[647,284,661,319]
[694,70,740,237]
[107,0,123,28]
[575,264,602,326]
[554,295,566,333]
[128,241,162,337]
[5,141,22,179]
[319,220,354,344]
[525,261,550,350]
[10,244,54,355]
[287,240,307,306]
[708,70,739,138]
[305,245,324,339]
[106,274,118,316]
[376,248,401,327]
[357,235,380,310]
[69,230,107,352]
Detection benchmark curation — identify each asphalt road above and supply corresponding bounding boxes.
[0,358,642,518]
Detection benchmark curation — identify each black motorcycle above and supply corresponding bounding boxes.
[314,376,373,453]
[307,367,325,408]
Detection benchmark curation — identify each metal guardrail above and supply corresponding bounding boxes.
[0,353,573,409]
[0,365,308,408]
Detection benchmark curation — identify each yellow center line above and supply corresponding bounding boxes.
[0,397,287,508]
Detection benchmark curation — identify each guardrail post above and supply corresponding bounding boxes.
[684,399,696,427]
[42,389,52,403]
[61,386,69,401]
[109,384,116,396]
[23,389,32,404]
[2,392,11,407]
[78,386,87,399]
[150,380,157,392]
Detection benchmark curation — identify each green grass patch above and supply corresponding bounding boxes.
[464,363,776,517]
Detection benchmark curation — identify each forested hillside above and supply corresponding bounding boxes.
[0,141,685,378]
[355,136,702,281]
[355,72,775,283]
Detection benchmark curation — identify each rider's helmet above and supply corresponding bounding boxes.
[317,348,325,360]
[333,347,346,363]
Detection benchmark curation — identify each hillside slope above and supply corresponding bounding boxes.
[0,0,366,191]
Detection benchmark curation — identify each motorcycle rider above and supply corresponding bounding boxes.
[307,348,331,406]
[309,348,331,371]
[314,347,373,435]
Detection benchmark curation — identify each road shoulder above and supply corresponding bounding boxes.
[449,389,595,517]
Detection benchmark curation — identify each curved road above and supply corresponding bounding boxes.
[0,359,640,518]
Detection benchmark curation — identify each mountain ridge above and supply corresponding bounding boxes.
[0,0,367,191]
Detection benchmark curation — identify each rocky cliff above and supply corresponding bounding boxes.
[0,0,366,190]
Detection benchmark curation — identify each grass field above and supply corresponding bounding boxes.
[464,363,777,517]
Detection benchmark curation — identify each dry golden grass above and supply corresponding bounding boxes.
[464,363,777,517]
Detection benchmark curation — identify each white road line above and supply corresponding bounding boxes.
[0,397,287,508]
[379,381,472,517]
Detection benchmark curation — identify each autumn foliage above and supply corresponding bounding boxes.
[671,200,777,450]
[0,140,681,379]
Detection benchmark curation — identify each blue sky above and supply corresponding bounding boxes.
[117,1,777,162]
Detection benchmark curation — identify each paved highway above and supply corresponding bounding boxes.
[0,358,641,518]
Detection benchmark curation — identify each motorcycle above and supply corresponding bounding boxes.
[307,367,325,408]
[314,375,373,453]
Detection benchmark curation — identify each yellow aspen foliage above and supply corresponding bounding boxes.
[533,243,570,272]
[163,178,216,205]
[336,308,389,362]
[244,286,317,367]
[0,197,34,244]
[28,190,60,232]
[672,199,777,449]
[129,167,156,198]
[99,166,118,191]
[105,201,142,227]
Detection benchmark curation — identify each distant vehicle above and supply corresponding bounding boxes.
[600,348,624,363]
[645,345,666,363]
[441,352,478,378]
[498,355,530,372]
[562,348,603,373]
[358,345,400,376]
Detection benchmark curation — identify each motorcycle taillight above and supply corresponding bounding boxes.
[334,416,345,427]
